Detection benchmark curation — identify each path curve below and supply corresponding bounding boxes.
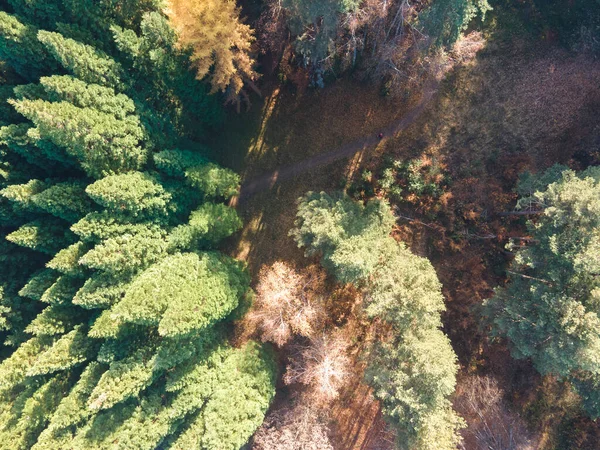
[236,77,440,203]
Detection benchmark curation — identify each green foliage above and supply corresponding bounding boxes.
[31,181,94,221]
[111,252,249,337]
[6,219,76,255]
[1,375,71,450]
[0,335,55,393]
[39,275,84,305]
[365,241,446,330]
[500,0,600,52]
[281,0,349,66]
[7,0,162,38]
[38,30,123,88]
[39,75,135,119]
[483,165,600,418]
[24,305,84,336]
[74,390,174,449]
[570,373,600,419]
[185,162,241,199]
[18,269,58,301]
[0,11,58,80]
[515,163,569,210]
[419,0,492,48]
[172,342,277,450]
[79,227,168,275]
[0,4,274,448]
[366,328,462,450]
[154,149,240,203]
[0,123,76,169]
[71,211,161,243]
[46,241,90,275]
[43,361,106,431]
[27,325,96,376]
[0,178,47,213]
[153,149,207,177]
[352,158,448,204]
[85,171,170,218]
[291,191,463,449]
[87,340,158,411]
[111,12,223,138]
[11,98,147,178]
[168,203,243,250]
[290,191,395,283]
[72,272,130,309]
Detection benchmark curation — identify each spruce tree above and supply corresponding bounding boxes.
[10,98,147,178]
[291,191,464,450]
[483,165,600,418]
[0,7,275,450]
[0,11,58,80]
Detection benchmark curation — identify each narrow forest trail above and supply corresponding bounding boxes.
[234,76,441,203]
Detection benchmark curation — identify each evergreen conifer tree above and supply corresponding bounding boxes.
[291,191,464,450]
[0,6,275,449]
[483,165,600,418]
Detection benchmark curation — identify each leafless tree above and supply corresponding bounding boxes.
[455,375,537,450]
[252,400,334,450]
[245,262,327,346]
[284,331,351,404]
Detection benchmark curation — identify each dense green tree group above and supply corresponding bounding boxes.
[291,192,463,450]
[270,0,491,85]
[0,2,275,448]
[484,165,600,419]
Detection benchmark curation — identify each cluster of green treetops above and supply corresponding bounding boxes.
[0,1,275,448]
[291,192,464,450]
[275,0,491,71]
[484,165,600,419]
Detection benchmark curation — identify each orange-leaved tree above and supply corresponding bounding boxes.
[164,0,257,100]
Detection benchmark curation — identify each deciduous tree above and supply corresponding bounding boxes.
[165,0,257,100]
[246,262,327,346]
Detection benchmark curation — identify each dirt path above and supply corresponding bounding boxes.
[235,77,440,203]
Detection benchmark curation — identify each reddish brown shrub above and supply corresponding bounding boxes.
[252,400,334,450]
[455,375,537,450]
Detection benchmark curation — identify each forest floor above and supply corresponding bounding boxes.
[212,75,411,448]
[232,75,439,202]
[210,73,424,276]
[214,23,600,450]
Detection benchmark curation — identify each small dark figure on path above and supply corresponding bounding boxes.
[378,132,383,140]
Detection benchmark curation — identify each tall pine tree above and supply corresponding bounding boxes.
[0,5,275,449]
[291,191,464,450]
[484,165,600,418]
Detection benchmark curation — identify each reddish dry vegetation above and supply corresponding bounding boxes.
[455,375,537,449]
[241,261,382,449]
[243,262,328,347]
[392,44,600,450]
[241,258,397,449]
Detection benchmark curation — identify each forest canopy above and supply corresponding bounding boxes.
[0,2,275,448]
[0,0,598,448]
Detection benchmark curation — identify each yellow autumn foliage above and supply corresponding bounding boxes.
[164,0,256,96]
